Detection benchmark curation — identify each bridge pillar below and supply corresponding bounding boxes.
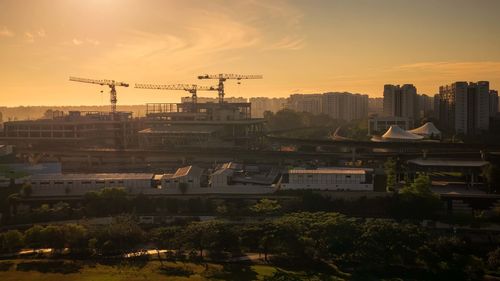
[351,147,357,163]
[480,150,486,160]
[422,149,428,159]
[87,155,92,167]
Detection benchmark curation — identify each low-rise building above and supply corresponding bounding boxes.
[29,173,155,196]
[161,165,204,190]
[280,168,373,191]
[368,116,413,135]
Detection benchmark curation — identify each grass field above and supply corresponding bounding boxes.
[0,259,347,281]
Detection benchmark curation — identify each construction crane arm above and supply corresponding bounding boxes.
[69,76,129,87]
[198,74,263,80]
[135,83,217,91]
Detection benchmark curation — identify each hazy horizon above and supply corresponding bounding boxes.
[1,0,500,106]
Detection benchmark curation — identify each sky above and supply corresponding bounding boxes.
[1,0,500,106]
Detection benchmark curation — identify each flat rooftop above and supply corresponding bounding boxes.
[408,159,489,167]
[289,168,368,175]
[30,173,154,181]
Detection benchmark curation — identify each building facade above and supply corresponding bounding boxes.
[249,97,288,118]
[490,90,499,117]
[438,81,490,135]
[383,84,418,120]
[281,168,373,191]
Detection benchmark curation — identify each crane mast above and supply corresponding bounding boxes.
[197,73,262,103]
[69,76,129,114]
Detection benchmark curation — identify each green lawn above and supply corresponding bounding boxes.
[0,259,345,281]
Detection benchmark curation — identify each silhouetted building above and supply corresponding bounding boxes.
[383,84,418,120]
[490,90,499,117]
[417,94,434,118]
[368,97,384,115]
[249,97,288,118]
[287,94,323,114]
[322,92,368,121]
[438,81,490,135]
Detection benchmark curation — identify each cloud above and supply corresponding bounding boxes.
[37,29,46,37]
[24,32,35,43]
[24,28,47,42]
[86,38,100,46]
[263,36,305,51]
[395,61,500,76]
[72,38,83,45]
[0,26,14,37]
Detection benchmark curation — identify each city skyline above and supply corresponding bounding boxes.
[1,0,500,106]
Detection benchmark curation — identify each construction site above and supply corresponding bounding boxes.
[1,74,265,151]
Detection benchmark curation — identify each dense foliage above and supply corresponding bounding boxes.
[0,212,497,280]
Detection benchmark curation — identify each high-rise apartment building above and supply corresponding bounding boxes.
[438,81,490,135]
[249,97,288,118]
[368,97,384,115]
[490,90,499,117]
[417,94,434,118]
[383,84,418,120]
[287,94,323,114]
[321,92,368,121]
[287,92,368,121]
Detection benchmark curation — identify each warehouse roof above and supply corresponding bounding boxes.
[30,173,154,181]
[289,168,367,175]
[408,159,489,167]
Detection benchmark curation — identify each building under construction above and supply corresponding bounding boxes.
[0,73,265,150]
[1,102,265,150]
[1,111,140,149]
[140,102,264,149]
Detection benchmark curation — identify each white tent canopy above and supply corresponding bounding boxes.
[380,125,424,141]
[408,122,441,137]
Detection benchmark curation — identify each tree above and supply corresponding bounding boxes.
[41,225,66,251]
[487,248,500,271]
[418,236,485,281]
[250,199,281,216]
[384,158,397,192]
[20,183,32,197]
[24,225,44,248]
[393,173,442,220]
[400,173,434,197]
[0,230,24,253]
[62,224,88,252]
[356,219,426,267]
[482,164,500,193]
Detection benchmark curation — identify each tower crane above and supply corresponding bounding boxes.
[197,73,262,103]
[134,83,218,105]
[69,76,129,114]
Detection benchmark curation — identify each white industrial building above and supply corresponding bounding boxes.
[29,173,155,196]
[281,168,373,191]
[161,165,204,190]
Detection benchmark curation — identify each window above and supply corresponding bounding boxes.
[54,181,64,185]
[188,179,193,183]
[82,181,91,184]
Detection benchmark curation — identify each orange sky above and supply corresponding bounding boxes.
[1,0,500,106]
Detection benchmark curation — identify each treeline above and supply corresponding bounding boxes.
[263,109,368,140]
[5,186,448,226]
[1,213,499,280]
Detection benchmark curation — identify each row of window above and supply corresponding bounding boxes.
[38,180,125,185]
